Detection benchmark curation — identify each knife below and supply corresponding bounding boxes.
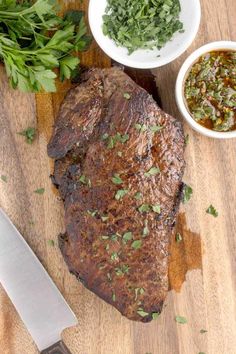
[0,208,78,353]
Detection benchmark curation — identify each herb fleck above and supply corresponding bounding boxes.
[1,175,7,183]
[117,151,123,157]
[79,175,86,184]
[206,205,218,217]
[34,188,45,195]
[111,252,119,261]
[112,291,116,302]
[152,205,161,213]
[79,175,91,187]
[175,315,187,324]
[123,231,133,243]
[134,192,142,200]
[200,329,208,334]
[18,127,36,144]
[152,312,159,320]
[111,234,118,242]
[101,235,110,240]
[112,174,123,185]
[176,232,182,243]
[47,239,55,247]
[101,215,109,222]
[144,166,160,177]
[184,134,189,145]
[137,308,149,317]
[138,204,151,213]
[119,133,129,144]
[115,189,129,200]
[115,264,130,276]
[105,133,129,149]
[102,133,109,140]
[87,210,98,217]
[143,220,149,237]
[182,184,193,204]
[135,123,148,132]
[131,239,142,250]
[150,125,163,133]
[107,136,115,149]
[123,93,131,100]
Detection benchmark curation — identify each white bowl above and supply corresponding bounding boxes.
[176,41,236,139]
[88,0,201,69]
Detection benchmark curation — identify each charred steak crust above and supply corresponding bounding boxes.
[48,67,185,322]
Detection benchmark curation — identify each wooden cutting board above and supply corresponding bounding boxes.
[0,1,236,353]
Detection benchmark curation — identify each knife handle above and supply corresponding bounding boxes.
[41,340,72,354]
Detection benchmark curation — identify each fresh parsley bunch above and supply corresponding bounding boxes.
[0,0,91,92]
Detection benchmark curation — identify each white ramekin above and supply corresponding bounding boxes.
[89,0,201,69]
[176,41,236,139]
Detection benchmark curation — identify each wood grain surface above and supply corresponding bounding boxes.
[0,0,236,353]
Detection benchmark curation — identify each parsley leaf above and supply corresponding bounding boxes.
[185,134,189,145]
[144,166,160,177]
[123,231,133,243]
[115,189,129,200]
[138,204,151,213]
[123,93,131,100]
[115,264,129,276]
[206,205,218,217]
[150,125,163,133]
[112,174,123,185]
[137,308,149,317]
[135,123,148,132]
[111,252,119,261]
[34,188,45,195]
[134,192,142,200]
[131,239,142,249]
[79,175,91,187]
[1,175,7,183]
[152,312,159,320]
[47,239,55,247]
[18,127,36,144]
[175,315,187,324]
[152,205,161,213]
[87,210,98,217]
[182,184,193,204]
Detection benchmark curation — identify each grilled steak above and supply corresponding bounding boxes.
[48,67,185,322]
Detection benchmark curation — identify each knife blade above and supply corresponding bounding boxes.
[0,208,77,353]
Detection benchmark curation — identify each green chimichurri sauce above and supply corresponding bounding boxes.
[184,51,236,132]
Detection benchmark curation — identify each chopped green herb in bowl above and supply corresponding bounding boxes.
[89,0,201,69]
[103,0,184,55]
